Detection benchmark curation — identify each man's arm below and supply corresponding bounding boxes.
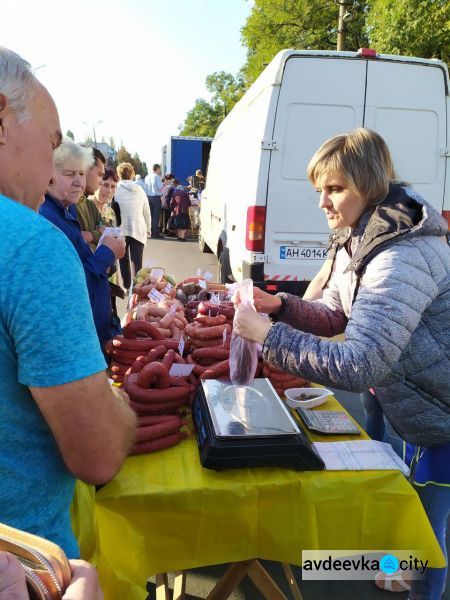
[30,373,136,484]
[77,200,102,246]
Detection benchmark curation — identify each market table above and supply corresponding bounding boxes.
[89,395,445,600]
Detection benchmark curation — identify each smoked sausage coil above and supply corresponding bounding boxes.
[113,337,179,351]
[137,414,181,428]
[192,347,230,361]
[194,314,226,326]
[137,363,171,389]
[135,420,182,443]
[199,359,230,380]
[129,398,186,415]
[185,323,231,341]
[123,320,165,340]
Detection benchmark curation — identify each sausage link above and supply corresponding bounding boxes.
[137,414,181,428]
[147,346,167,363]
[129,397,187,414]
[135,420,182,443]
[137,363,171,389]
[199,359,230,380]
[192,347,230,361]
[194,314,226,326]
[162,349,175,370]
[123,320,164,340]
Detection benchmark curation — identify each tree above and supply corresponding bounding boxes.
[241,0,369,83]
[180,98,223,137]
[180,71,246,137]
[84,135,94,145]
[205,71,246,118]
[109,136,116,150]
[66,129,75,140]
[116,145,133,165]
[368,0,450,65]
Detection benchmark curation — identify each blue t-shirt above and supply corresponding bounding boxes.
[0,195,106,557]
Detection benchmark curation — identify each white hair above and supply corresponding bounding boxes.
[54,138,94,171]
[0,46,37,123]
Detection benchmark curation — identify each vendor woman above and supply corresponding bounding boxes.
[234,128,450,600]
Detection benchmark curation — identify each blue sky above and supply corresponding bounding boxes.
[3,0,251,164]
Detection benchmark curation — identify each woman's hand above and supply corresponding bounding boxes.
[233,287,282,314]
[233,304,273,344]
[62,560,103,600]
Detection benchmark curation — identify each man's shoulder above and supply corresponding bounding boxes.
[1,194,62,243]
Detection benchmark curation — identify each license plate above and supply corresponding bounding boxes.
[280,246,327,260]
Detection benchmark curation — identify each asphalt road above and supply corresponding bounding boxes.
[128,237,448,600]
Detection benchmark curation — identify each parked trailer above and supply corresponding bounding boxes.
[161,136,212,186]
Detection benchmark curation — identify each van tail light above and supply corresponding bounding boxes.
[246,206,266,252]
[442,210,450,230]
[358,48,378,58]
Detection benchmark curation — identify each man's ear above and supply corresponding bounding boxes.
[0,94,8,145]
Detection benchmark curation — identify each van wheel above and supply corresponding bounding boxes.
[218,249,233,284]
[199,236,213,254]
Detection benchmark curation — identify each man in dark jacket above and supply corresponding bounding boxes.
[77,147,106,248]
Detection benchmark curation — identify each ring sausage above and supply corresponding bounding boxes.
[185,323,231,340]
[199,359,230,380]
[123,320,165,340]
[137,363,170,389]
[192,347,230,361]
[135,420,182,443]
[194,314,227,326]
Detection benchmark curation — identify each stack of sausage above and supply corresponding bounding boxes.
[175,278,229,305]
[131,300,187,340]
[184,314,232,380]
[130,414,187,456]
[185,300,235,324]
[106,321,180,384]
[262,363,310,397]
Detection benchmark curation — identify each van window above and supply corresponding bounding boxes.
[282,104,358,180]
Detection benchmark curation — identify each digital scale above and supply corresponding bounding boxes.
[192,378,325,471]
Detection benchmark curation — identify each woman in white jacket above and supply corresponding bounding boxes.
[114,162,151,291]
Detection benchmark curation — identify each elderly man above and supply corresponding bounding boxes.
[0,44,136,569]
[40,139,124,348]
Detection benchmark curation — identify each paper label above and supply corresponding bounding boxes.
[198,279,207,289]
[203,271,214,281]
[169,364,195,377]
[223,328,228,347]
[210,293,220,305]
[148,288,165,303]
[178,335,185,356]
[170,305,177,314]
[164,282,173,292]
[150,268,165,279]
[98,227,122,247]
[196,268,202,277]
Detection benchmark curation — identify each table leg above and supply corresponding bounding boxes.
[155,573,169,600]
[206,559,255,600]
[247,560,288,600]
[173,571,186,600]
[282,564,303,600]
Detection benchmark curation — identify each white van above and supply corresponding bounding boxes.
[199,49,449,293]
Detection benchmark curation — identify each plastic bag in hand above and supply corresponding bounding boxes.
[230,279,258,385]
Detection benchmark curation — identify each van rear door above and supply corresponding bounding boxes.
[264,57,366,290]
[363,60,447,212]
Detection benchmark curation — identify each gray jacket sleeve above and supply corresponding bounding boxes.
[263,241,438,392]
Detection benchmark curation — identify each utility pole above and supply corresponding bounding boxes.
[336,1,353,51]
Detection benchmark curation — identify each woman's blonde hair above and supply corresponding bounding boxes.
[307,128,395,204]
[117,162,135,181]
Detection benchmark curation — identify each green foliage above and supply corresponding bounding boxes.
[368,0,450,64]
[241,0,369,83]
[65,129,75,140]
[180,71,246,137]
[180,98,223,137]
[117,145,133,165]
[114,145,147,177]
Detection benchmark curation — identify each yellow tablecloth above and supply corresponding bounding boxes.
[81,396,444,600]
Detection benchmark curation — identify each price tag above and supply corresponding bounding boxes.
[196,268,202,277]
[170,305,178,314]
[178,335,185,357]
[169,364,195,377]
[164,282,173,292]
[198,279,207,289]
[210,293,220,305]
[98,227,122,246]
[223,328,228,347]
[203,271,214,281]
[150,268,165,279]
[148,288,165,303]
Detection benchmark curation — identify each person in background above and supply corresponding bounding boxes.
[91,167,118,227]
[40,139,125,349]
[0,551,103,599]
[115,162,151,291]
[144,163,163,238]
[234,128,450,600]
[76,147,106,248]
[170,180,191,242]
[134,173,146,192]
[160,173,175,235]
[0,46,135,564]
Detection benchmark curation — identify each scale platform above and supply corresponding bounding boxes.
[192,378,325,471]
